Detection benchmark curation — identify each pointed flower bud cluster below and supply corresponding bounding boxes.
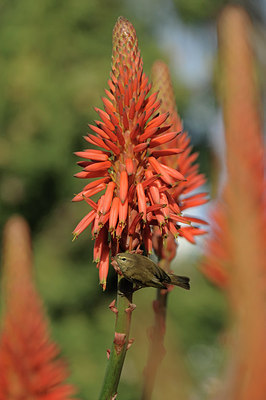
[151,61,208,262]
[73,17,206,289]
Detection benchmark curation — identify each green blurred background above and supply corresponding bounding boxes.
[0,0,264,398]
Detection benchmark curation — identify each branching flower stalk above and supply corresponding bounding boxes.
[73,17,207,399]
[141,61,208,400]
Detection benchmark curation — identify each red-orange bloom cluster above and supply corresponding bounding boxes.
[151,61,208,262]
[73,17,206,288]
[0,216,77,400]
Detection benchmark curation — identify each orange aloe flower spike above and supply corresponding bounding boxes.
[73,17,199,288]
[0,216,77,399]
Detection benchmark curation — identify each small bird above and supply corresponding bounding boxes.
[114,252,190,290]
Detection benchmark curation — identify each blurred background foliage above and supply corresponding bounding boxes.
[0,0,264,399]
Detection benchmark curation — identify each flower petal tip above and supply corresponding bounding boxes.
[72,233,78,242]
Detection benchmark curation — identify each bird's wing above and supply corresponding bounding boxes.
[148,276,168,289]
[155,266,171,283]
[139,255,171,284]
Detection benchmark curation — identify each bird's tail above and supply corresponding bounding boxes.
[168,274,190,290]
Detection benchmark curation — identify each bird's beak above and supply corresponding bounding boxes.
[114,253,121,261]
[111,256,123,276]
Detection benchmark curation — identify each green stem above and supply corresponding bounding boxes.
[98,276,134,400]
[141,259,169,400]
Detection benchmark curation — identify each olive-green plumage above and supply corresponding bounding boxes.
[114,253,190,290]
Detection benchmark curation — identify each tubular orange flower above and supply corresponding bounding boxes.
[84,160,112,172]
[119,170,128,204]
[150,148,184,158]
[109,197,120,232]
[94,227,107,263]
[98,242,110,291]
[118,197,128,226]
[72,209,96,238]
[136,182,147,222]
[72,183,106,202]
[125,158,134,175]
[101,181,116,216]
[73,17,198,289]
[149,131,180,148]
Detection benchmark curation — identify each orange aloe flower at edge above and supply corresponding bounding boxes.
[0,216,78,400]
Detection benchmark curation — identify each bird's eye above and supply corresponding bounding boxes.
[121,257,127,261]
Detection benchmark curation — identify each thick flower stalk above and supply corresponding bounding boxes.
[73,17,207,291]
[0,216,77,400]
[218,7,266,399]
